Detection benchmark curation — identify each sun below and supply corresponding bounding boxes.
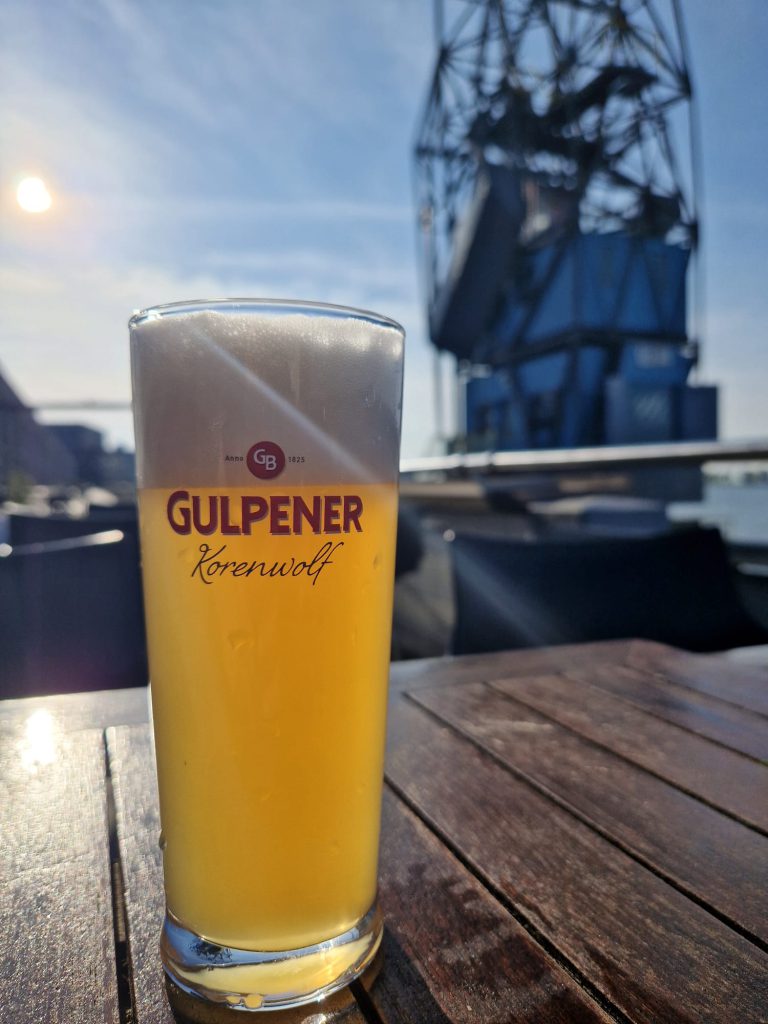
[17,177,52,214]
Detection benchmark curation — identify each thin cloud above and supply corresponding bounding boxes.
[87,195,414,224]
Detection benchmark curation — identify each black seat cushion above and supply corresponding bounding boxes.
[450,526,768,655]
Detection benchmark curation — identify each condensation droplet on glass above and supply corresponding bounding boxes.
[227,629,253,652]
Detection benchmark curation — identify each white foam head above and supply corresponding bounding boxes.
[130,300,405,489]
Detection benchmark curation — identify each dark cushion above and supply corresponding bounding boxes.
[450,526,768,655]
[0,533,148,699]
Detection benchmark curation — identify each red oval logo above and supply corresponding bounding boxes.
[246,441,286,480]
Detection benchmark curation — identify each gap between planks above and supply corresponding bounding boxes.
[624,642,768,718]
[104,730,138,1024]
[403,686,768,957]
[386,696,768,1022]
[349,978,387,1024]
[486,674,768,838]
[381,778,630,1024]
[562,664,768,763]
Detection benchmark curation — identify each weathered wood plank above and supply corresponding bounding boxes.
[626,640,768,717]
[409,681,768,945]
[107,725,368,1023]
[389,640,633,693]
[0,686,149,733]
[491,673,768,833]
[385,697,768,1024]
[565,663,768,761]
[0,721,119,1023]
[370,788,615,1024]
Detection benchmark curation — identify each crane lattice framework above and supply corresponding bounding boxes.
[415,0,714,451]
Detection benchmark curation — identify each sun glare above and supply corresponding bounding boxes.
[19,710,58,773]
[16,176,52,213]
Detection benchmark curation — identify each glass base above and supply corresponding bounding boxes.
[160,903,383,1012]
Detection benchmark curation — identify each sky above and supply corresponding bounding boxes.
[1,0,767,458]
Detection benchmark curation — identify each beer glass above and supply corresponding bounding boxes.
[129,300,404,1011]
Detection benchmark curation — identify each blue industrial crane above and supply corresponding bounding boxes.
[414,0,717,452]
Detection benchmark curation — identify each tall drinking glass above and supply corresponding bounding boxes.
[129,300,404,1011]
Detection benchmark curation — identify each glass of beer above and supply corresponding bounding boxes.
[129,299,404,1011]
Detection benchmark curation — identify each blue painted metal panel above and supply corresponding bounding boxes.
[618,342,692,385]
[681,386,718,440]
[524,246,577,343]
[604,378,717,445]
[576,346,607,392]
[605,378,675,444]
[431,167,525,357]
[465,374,510,441]
[493,232,689,350]
[517,352,569,392]
[459,222,708,451]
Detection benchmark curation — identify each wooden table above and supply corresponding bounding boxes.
[2,639,767,1023]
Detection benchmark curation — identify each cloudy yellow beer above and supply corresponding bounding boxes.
[138,483,398,950]
[130,299,404,1010]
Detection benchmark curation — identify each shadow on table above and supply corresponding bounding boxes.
[163,928,452,1023]
[360,928,453,1022]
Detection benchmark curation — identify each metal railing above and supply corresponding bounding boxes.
[400,439,768,476]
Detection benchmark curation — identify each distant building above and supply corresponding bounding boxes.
[48,424,106,483]
[99,445,136,487]
[0,365,77,491]
[48,426,136,487]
